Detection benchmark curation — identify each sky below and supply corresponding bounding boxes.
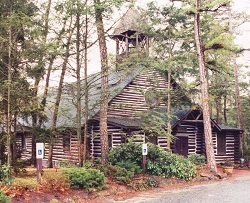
[39,0,250,86]
[232,0,250,69]
[94,0,250,72]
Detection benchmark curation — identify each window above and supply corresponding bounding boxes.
[217,134,226,155]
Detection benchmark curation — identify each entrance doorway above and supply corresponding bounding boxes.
[174,136,189,157]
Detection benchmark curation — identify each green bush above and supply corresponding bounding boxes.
[147,153,197,180]
[115,160,142,174]
[188,154,205,165]
[62,167,106,191]
[107,142,197,180]
[107,142,142,166]
[0,191,11,203]
[100,163,136,183]
[244,137,250,161]
[114,166,134,183]
[0,164,13,185]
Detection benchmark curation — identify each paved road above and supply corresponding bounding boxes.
[111,171,250,203]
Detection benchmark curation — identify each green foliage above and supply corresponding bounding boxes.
[244,137,250,162]
[115,160,142,174]
[140,108,174,141]
[62,167,106,191]
[0,191,11,203]
[83,161,94,169]
[188,154,205,165]
[100,163,137,184]
[146,151,197,180]
[0,164,13,185]
[107,142,142,166]
[114,166,134,183]
[107,142,197,180]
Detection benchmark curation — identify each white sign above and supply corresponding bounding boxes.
[142,143,148,155]
[36,143,44,159]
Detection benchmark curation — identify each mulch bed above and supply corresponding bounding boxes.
[8,165,250,203]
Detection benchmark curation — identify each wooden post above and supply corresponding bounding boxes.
[125,33,129,56]
[116,38,119,71]
[36,143,44,183]
[37,158,42,183]
[142,144,147,174]
[145,36,149,57]
[142,155,146,174]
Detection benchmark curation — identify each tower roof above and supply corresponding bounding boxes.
[112,8,141,37]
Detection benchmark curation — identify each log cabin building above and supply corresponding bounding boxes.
[16,8,242,166]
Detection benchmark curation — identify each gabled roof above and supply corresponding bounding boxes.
[171,109,242,132]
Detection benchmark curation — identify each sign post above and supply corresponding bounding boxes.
[36,143,44,183]
[142,144,147,174]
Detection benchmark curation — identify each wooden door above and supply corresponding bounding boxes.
[174,136,189,157]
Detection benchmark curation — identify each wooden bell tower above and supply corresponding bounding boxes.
[111,8,149,66]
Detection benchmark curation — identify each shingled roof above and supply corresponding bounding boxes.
[112,8,142,37]
[42,67,142,128]
[218,125,242,132]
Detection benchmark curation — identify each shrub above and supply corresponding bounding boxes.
[0,164,13,185]
[114,166,134,183]
[62,167,106,191]
[42,171,70,191]
[244,137,250,162]
[107,142,197,180]
[100,163,136,183]
[107,142,142,166]
[188,154,205,165]
[115,160,142,174]
[0,191,11,203]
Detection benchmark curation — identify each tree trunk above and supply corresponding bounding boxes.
[194,0,217,173]
[12,113,18,164]
[7,0,13,166]
[167,69,171,149]
[40,19,68,126]
[229,6,244,157]
[94,0,109,166]
[223,95,227,124]
[30,0,53,166]
[233,53,244,157]
[47,18,75,168]
[76,6,83,166]
[83,1,89,163]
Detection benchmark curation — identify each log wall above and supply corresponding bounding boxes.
[108,71,168,118]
